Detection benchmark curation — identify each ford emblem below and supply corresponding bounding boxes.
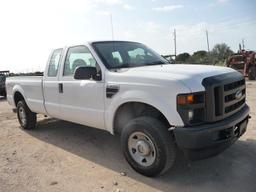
[235,90,243,100]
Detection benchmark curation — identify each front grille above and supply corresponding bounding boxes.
[224,79,245,91]
[214,86,222,116]
[224,89,245,102]
[202,72,246,122]
[225,98,245,113]
[223,79,246,115]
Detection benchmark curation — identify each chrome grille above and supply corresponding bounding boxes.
[202,72,246,122]
[224,79,245,91]
[223,79,246,115]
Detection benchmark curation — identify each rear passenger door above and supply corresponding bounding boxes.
[43,49,62,118]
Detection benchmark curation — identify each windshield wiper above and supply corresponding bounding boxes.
[110,61,169,69]
[111,62,143,69]
[111,63,131,69]
[145,61,169,66]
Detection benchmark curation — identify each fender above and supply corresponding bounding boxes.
[105,89,185,134]
[12,84,27,106]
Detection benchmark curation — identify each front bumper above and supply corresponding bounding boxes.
[173,104,250,160]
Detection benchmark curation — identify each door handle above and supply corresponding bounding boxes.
[58,83,63,93]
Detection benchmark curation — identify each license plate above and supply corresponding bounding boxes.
[238,120,247,137]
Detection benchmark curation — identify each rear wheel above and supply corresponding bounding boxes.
[121,116,176,177]
[17,100,37,129]
[248,66,256,80]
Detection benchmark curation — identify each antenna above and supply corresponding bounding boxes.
[174,29,176,59]
[110,13,114,40]
[206,30,210,52]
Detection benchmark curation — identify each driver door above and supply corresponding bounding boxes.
[58,45,105,129]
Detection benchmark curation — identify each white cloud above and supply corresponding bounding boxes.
[95,0,122,4]
[123,4,134,10]
[95,0,133,11]
[96,11,111,16]
[217,0,230,3]
[153,5,183,12]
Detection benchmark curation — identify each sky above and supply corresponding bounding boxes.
[0,0,255,72]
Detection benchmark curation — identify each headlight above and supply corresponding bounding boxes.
[177,92,205,125]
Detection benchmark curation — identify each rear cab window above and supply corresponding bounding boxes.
[48,49,62,77]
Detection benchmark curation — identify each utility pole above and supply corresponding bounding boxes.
[206,30,210,52]
[242,38,245,50]
[173,29,176,59]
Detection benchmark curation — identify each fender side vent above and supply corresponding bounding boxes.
[106,85,119,98]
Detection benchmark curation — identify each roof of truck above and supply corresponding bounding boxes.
[61,40,140,49]
[87,40,139,44]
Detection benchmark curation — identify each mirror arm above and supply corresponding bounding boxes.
[94,72,102,81]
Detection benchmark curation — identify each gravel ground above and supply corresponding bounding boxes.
[0,81,255,192]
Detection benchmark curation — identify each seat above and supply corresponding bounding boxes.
[72,59,87,73]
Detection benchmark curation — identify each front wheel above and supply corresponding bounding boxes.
[17,100,37,130]
[121,116,176,177]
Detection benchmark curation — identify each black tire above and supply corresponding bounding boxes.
[121,116,176,177]
[17,100,37,130]
[0,91,6,97]
[248,66,256,80]
[3,91,7,98]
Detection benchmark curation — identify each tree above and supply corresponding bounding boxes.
[210,43,234,65]
[189,50,209,64]
[176,52,190,63]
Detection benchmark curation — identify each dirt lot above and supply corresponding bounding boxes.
[0,81,255,192]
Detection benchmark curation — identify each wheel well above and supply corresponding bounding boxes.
[113,102,170,135]
[14,92,25,107]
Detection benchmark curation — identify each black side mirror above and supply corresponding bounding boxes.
[74,67,98,80]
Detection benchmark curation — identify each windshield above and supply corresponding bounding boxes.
[92,41,169,69]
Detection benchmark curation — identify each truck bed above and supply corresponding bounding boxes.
[6,76,46,114]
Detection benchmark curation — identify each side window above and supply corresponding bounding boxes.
[64,46,97,76]
[48,49,62,77]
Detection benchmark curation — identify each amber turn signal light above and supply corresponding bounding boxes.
[177,94,194,105]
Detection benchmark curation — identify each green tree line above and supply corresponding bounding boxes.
[175,43,234,66]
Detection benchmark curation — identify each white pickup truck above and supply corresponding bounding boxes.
[6,41,250,177]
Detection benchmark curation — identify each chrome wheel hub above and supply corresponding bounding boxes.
[18,107,26,126]
[128,132,156,167]
[136,140,151,156]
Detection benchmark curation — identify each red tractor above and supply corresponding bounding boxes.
[227,50,256,80]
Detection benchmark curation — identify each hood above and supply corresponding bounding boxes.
[113,64,236,92]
